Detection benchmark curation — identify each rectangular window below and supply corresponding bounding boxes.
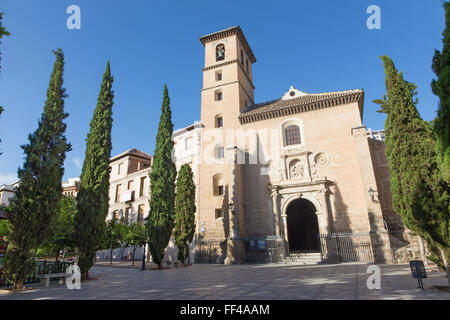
[218,185,224,196]
[115,184,121,203]
[215,91,223,101]
[216,147,224,159]
[138,204,145,223]
[118,163,123,175]
[216,71,222,81]
[125,207,131,223]
[127,180,133,190]
[217,117,223,128]
[215,209,224,219]
[185,137,193,150]
[139,177,146,197]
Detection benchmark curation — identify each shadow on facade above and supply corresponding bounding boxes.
[319,183,360,263]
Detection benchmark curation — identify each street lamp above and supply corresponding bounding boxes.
[229,201,235,214]
[368,187,375,202]
[140,217,149,271]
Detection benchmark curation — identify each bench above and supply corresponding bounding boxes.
[36,273,70,288]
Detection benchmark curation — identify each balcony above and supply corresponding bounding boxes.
[121,190,135,203]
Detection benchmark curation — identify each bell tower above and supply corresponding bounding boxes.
[196,26,256,263]
[200,26,256,128]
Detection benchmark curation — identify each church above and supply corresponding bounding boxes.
[192,26,423,264]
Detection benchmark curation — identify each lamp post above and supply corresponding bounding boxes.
[368,187,375,202]
[140,217,149,271]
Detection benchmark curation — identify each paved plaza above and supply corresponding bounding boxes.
[0,263,449,300]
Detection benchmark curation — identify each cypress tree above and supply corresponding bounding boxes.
[74,62,114,279]
[148,85,176,269]
[431,2,450,183]
[4,49,71,290]
[174,164,196,264]
[375,56,449,284]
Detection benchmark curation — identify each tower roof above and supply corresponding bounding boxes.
[200,26,256,63]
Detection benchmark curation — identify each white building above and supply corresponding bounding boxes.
[108,148,153,224]
[102,123,202,264]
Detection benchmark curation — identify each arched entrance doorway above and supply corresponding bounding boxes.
[286,198,320,252]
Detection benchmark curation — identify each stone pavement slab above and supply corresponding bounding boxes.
[0,263,448,300]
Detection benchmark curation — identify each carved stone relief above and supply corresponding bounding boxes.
[289,159,304,179]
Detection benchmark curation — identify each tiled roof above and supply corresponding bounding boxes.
[239,89,364,124]
[110,148,152,162]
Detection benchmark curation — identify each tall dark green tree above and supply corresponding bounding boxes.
[174,164,196,264]
[4,49,71,290]
[148,85,176,269]
[74,62,114,279]
[375,56,449,285]
[431,2,450,183]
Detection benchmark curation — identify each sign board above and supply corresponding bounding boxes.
[409,260,427,279]
[248,240,266,250]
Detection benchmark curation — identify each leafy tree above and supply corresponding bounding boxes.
[431,2,450,183]
[174,164,196,264]
[123,222,145,266]
[0,219,8,237]
[74,62,114,279]
[375,55,449,285]
[148,85,176,269]
[39,196,77,261]
[4,49,71,290]
[104,218,126,265]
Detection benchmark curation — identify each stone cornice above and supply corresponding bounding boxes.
[202,59,256,91]
[239,90,364,124]
[202,59,239,72]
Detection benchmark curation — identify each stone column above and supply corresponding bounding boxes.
[271,187,281,236]
[319,188,330,234]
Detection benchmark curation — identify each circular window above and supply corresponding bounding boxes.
[289,91,295,97]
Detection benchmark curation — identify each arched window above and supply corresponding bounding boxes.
[285,125,301,146]
[216,44,225,61]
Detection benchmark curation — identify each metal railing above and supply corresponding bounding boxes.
[318,233,374,263]
[246,236,285,263]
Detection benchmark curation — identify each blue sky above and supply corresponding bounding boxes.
[0,0,447,184]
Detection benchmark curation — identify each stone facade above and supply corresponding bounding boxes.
[195,26,421,264]
[62,177,80,198]
[106,125,202,263]
[108,148,153,224]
